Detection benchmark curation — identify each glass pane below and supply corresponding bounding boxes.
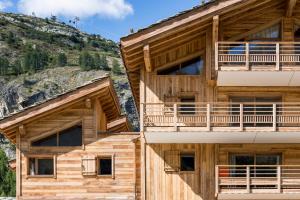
[231,155,254,165]
[32,134,57,147]
[58,125,82,146]
[37,159,54,175]
[180,97,195,115]
[255,155,281,178]
[29,158,36,175]
[248,24,280,40]
[157,57,203,75]
[180,153,195,171]
[98,158,112,175]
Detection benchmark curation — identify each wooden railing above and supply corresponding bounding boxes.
[142,102,300,131]
[216,42,300,71]
[216,165,300,195]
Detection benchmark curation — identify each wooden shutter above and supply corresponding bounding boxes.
[82,155,96,176]
[164,150,180,172]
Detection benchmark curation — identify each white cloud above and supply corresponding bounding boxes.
[0,0,13,11]
[17,0,133,19]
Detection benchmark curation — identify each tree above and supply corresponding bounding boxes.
[23,47,49,72]
[5,32,15,46]
[0,57,9,76]
[57,53,67,67]
[10,60,23,76]
[112,59,122,75]
[100,54,109,70]
[79,51,94,70]
[0,149,15,197]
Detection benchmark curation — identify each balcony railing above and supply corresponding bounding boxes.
[216,42,300,71]
[216,165,300,195]
[142,102,300,131]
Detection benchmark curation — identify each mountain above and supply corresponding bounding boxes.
[0,12,139,147]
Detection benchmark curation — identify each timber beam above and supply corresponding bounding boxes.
[286,0,297,17]
[143,45,152,72]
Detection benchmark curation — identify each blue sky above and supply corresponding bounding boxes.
[0,0,200,42]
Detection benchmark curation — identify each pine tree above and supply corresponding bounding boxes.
[5,32,15,46]
[0,149,15,197]
[57,53,67,67]
[79,51,94,71]
[112,59,122,75]
[100,54,109,70]
[0,57,9,76]
[23,48,49,72]
[11,60,23,76]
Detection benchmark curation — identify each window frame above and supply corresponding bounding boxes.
[30,120,83,148]
[156,56,204,76]
[26,154,57,178]
[96,154,115,178]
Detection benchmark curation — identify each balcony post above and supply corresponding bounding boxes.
[207,104,211,131]
[246,43,250,70]
[277,166,281,193]
[276,43,280,70]
[174,103,178,131]
[246,166,250,193]
[215,42,219,71]
[240,104,244,131]
[215,165,219,196]
[140,103,144,132]
[273,104,277,132]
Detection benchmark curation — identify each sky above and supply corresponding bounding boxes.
[0,0,201,42]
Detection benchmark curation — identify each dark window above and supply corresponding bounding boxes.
[29,158,54,176]
[179,96,195,115]
[248,24,281,40]
[295,25,300,40]
[32,134,57,147]
[31,124,82,147]
[157,57,203,75]
[98,157,112,176]
[59,125,82,146]
[180,153,195,171]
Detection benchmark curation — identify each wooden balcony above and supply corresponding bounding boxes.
[142,102,300,143]
[216,165,300,199]
[216,42,300,86]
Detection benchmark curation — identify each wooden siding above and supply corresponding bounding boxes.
[145,144,216,200]
[17,99,140,200]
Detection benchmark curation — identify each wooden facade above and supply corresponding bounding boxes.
[121,0,300,199]
[0,77,141,200]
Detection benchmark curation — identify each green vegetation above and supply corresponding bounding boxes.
[57,53,67,67]
[0,149,15,197]
[79,51,111,71]
[112,59,122,75]
[23,47,49,72]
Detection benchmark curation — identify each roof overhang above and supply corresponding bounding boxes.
[0,76,123,143]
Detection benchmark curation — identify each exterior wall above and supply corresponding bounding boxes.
[145,144,216,200]
[17,99,140,200]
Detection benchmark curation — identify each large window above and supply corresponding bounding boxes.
[28,156,55,177]
[157,57,203,75]
[247,24,281,41]
[32,124,82,147]
[230,154,281,178]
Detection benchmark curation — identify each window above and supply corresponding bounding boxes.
[179,96,195,115]
[295,24,300,40]
[157,57,203,75]
[97,156,113,177]
[180,153,195,172]
[32,124,82,147]
[248,24,281,41]
[230,154,281,177]
[28,157,55,176]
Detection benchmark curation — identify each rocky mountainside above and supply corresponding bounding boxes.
[0,12,138,150]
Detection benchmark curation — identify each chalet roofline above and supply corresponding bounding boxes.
[0,76,125,143]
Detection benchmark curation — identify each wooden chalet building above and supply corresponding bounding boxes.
[0,76,140,200]
[120,0,300,199]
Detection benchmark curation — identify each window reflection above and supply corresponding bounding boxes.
[157,57,203,75]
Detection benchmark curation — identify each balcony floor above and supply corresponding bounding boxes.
[217,193,300,200]
[144,130,300,143]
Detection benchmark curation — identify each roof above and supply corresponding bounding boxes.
[0,76,124,143]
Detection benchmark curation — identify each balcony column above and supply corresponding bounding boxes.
[215,165,219,196]
[240,104,243,131]
[277,166,281,193]
[174,103,178,131]
[246,166,250,193]
[273,104,277,131]
[207,104,211,131]
[276,43,280,70]
[245,43,249,70]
